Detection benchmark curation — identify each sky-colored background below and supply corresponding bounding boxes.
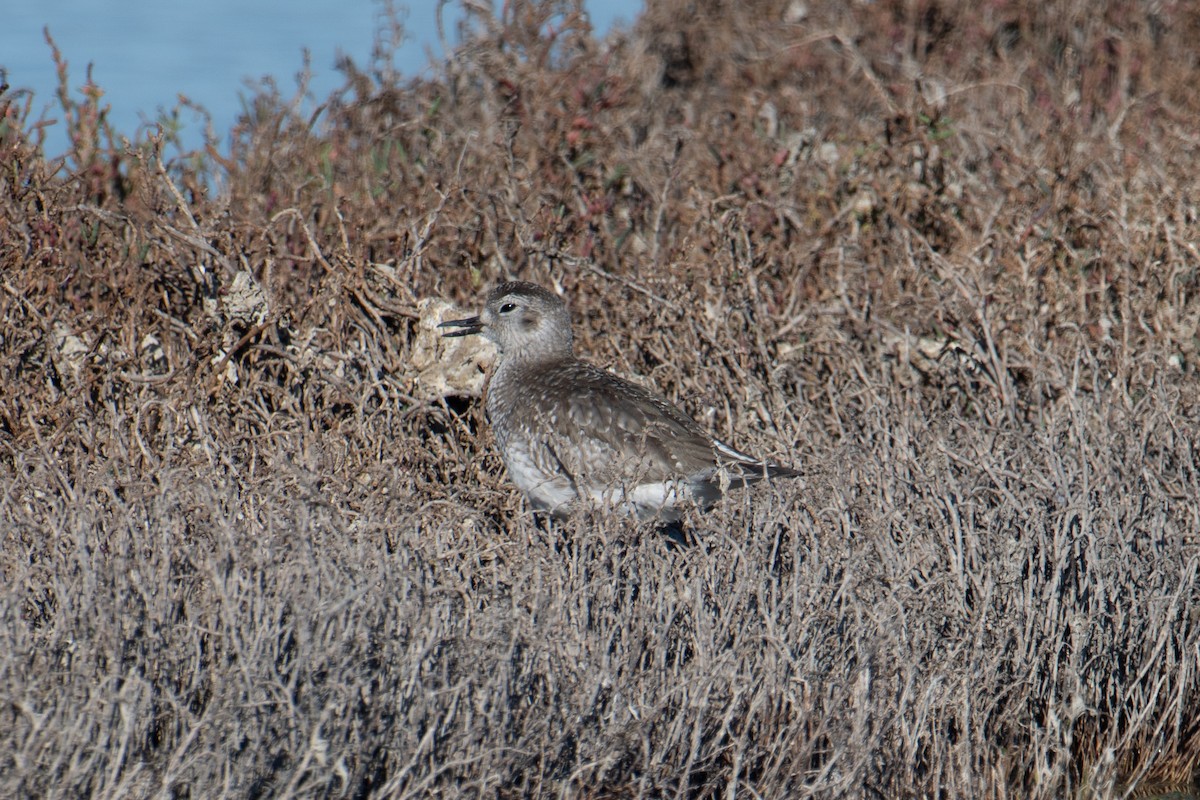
[3,1,642,157]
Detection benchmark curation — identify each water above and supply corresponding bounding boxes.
[1,0,641,157]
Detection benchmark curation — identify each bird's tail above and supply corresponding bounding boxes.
[712,439,800,485]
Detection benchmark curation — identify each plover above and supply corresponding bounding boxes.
[440,281,799,521]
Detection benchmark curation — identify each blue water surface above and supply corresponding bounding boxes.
[2,0,640,157]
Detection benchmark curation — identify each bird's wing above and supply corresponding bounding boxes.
[525,361,719,486]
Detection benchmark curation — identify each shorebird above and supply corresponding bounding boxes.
[440,281,799,521]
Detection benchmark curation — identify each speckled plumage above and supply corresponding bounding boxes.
[440,281,798,521]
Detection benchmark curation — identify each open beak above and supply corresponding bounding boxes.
[438,315,483,337]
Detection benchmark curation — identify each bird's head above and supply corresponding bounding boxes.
[440,281,573,360]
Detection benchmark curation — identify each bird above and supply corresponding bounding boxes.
[440,281,799,522]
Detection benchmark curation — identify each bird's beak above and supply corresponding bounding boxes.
[439,315,483,337]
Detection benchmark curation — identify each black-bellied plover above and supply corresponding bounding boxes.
[440,281,798,521]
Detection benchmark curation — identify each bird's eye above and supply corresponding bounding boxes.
[498,302,517,313]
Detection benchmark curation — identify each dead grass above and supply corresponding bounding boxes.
[2,0,1200,796]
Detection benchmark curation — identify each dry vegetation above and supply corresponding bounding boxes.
[3,0,1200,796]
